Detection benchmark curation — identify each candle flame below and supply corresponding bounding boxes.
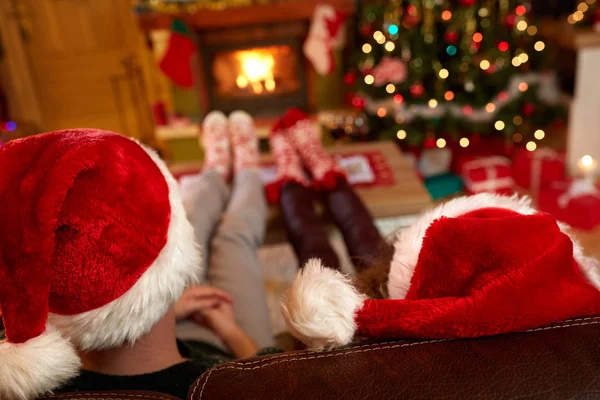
[581,155,594,167]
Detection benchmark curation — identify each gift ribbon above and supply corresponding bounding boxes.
[530,148,562,204]
[552,178,600,209]
[463,157,514,193]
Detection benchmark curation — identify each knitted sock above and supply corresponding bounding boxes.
[229,110,259,173]
[282,108,346,190]
[202,111,231,181]
[266,120,309,203]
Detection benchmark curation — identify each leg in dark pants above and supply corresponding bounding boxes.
[279,182,341,271]
[323,178,393,272]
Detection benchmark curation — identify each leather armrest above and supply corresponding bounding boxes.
[189,316,600,400]
[39,390,183,400]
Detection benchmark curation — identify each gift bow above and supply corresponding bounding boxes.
[463,157,513,193]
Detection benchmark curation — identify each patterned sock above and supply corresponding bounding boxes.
[282,108,346,190]
[229,110,259,172]
[202,111,231,180]
[266,120,309,203]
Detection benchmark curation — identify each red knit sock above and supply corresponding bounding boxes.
[229,110,259,173]
[282,108,346,190]
[266,121,309,203]
[202,111,231,180]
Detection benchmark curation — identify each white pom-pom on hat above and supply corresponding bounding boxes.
[282,259,366,350]
[0,325,80,400]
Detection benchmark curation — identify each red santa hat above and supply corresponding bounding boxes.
[282,193,600,350]
[0,129,200,399]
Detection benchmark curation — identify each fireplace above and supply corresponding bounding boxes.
[198,22,311,118]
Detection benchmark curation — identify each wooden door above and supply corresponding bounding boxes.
[14,0,160,142]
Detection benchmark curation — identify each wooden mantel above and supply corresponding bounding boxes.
[137,0,355,32]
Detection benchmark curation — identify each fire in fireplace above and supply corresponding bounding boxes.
[200,23,310,117]
[212,45,301,99]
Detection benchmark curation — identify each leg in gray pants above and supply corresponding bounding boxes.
[177,169,274,349]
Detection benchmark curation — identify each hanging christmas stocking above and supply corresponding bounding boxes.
[159,19,197,88]
[303,4,347,75]
[282,108,346,190]
[266,120,310,203]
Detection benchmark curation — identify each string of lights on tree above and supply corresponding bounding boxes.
[566,0,599,26]
[345,0,567,151]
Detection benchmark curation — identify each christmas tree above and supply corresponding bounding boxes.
[348,0,566,150]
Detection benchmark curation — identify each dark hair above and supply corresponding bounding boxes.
[353,239,395,299]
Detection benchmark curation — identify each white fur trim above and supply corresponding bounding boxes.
[281,259,366,350]
[388,193,537,299]
[49,144,202,350]
[0,325,81,400]
[562,226,600,291]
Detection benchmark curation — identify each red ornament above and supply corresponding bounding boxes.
[460,0,476,5]
[352,95,366,111]
[410,83,425,97]
[506,14,517,29]
[486,65,497,74]
[444,30,459,43]
[471,133,481,145]
[423,137,437,149]
[554,120,566,130]
[498,41,509,52]
[498,91,509,101]
[403,14,421,27]
[360,24,373,37]
[344,71,356,86]
[522,103,535,116]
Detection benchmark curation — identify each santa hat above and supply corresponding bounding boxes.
[0,129,200,399]
[282,193,600,350]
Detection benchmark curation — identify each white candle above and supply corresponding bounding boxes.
[578,155,598,179]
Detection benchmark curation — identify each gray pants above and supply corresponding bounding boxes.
[177,169,274,349]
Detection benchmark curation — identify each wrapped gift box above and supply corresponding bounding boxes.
[462,156,514,195]
[512,148,565,190]
[538,180,600,231]
[450,137,509,174]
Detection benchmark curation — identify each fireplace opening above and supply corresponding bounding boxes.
[203,39,309,117]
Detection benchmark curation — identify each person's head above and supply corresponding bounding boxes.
[0,129,200,399]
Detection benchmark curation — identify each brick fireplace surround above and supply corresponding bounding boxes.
[138,0,355,119]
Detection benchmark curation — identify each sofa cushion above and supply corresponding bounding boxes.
[189,316,600,400]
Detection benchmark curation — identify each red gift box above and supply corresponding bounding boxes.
[450,137,510,174]
[512,148,565,190]
[462,156,514,194]
[538,179,600,231]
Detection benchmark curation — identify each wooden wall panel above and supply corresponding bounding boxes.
[3,0,162,143]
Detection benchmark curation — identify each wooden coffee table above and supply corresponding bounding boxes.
[260,140,431,219]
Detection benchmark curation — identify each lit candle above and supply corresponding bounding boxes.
[578,155,598,180]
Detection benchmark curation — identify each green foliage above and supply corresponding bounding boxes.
[351,0,566,146]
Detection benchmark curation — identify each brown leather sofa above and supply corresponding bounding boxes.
[40,315,600,400]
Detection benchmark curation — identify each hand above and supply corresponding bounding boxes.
[193,302,259,359]
[191,300,239,340]
[174,285,233,321]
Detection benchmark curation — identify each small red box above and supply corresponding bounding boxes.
[512,148,565,190]
[538,180,600,231]
[462,156,514,195]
